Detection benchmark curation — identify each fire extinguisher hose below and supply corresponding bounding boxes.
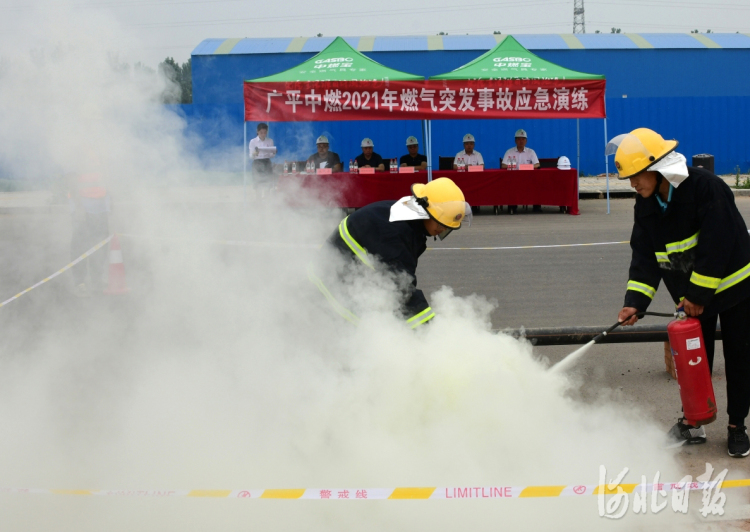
[551,311,682,373]
[591,311,680,344]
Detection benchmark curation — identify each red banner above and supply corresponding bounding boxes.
[244,79,606,122]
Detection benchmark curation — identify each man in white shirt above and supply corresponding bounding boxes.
[502,129,541,213]
[502,129,540,169]
[249,123,276,197]
[453,133,484,169]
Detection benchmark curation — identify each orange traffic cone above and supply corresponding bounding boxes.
[103,234,130,295]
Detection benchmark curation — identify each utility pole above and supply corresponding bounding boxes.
[573,0,586,34]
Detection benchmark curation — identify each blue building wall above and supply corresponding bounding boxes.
[186,47,750,175]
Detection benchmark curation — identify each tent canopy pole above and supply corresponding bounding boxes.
[604,118,610,214]
[243,118,247,210]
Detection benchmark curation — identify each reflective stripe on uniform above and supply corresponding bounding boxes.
[307,265,360,324]
[627,280,656,299]
[338,217,374,269]
[665,232,699,255]
[690,271,721,290]
[655,251,670,263]
[406,307,435,328]
[716,261,750,294]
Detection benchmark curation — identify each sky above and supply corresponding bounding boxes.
[1,0,749,68]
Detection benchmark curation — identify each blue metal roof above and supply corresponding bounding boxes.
[192,34,750,56]
[639,33,707,48]
[514,34,570,50]
[230,38,293,54]
[371,36,429,52]
[192,38,225,55]
[300,36,336,53]
[701,33,750,48]
[574,34,638,49]
[442,35,498,51]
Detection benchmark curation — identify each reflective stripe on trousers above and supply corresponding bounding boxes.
[406,306,435,328]
[307,264,360,325]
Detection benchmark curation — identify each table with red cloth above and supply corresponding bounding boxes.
[276,168,579,215]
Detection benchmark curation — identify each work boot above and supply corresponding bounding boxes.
[665,418,706,449]
[728,425,750,457]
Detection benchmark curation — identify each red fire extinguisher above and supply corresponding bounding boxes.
[667,316,717,426]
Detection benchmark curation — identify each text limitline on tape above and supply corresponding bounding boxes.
[3,480,750,500]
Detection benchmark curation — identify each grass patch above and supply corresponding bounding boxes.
[734,167,750,189]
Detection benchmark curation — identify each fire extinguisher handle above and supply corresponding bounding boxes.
[593,310,681,344]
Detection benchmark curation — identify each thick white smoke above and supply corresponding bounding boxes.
[0,9,723,532]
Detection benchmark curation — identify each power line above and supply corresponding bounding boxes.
[124,1,566,28]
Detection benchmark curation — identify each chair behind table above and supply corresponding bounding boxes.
[438,156,454,171]
[538,158,559,169]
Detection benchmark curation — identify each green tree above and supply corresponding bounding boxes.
[611,27,621,34]
[158,57,192,104]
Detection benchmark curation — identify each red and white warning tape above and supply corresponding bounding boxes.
[2,480,748,500]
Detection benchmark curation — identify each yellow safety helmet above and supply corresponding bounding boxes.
[605,128,679,179]
[411,177,471,230]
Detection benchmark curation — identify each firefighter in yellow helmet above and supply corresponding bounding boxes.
[608,128,750,456]
[317,177,471,328]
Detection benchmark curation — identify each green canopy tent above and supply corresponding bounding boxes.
[243,37,427,202]
[427,36,611,211]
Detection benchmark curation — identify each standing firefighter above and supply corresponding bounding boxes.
[314,177,471,328]
[609,128,750,457]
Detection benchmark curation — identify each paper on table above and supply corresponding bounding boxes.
[316,168,333,175]
[398,166,415,173]
[359,167,376,174]
[519,164,534,170]
[468,165,483,172]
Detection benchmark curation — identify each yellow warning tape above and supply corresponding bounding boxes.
[0,234,113,309]
[1,480,744,500]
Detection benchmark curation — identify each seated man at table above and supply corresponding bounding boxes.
[354,138,385,171]
[453,133,484,170]
[502,129,541,214]
[307,135,342,172]
[400,136,427,170]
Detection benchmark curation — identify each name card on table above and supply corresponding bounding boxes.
[468,165,483,172]
[398,166,415,173]
[316,168,332,175]
[358,167,376,174]
[519,164,535,170]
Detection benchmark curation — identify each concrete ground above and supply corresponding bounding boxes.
[418,196,750,498]
[2,189,750,527]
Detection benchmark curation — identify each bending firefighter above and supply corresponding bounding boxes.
[609,128,750,457]
[311,177,471,329]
